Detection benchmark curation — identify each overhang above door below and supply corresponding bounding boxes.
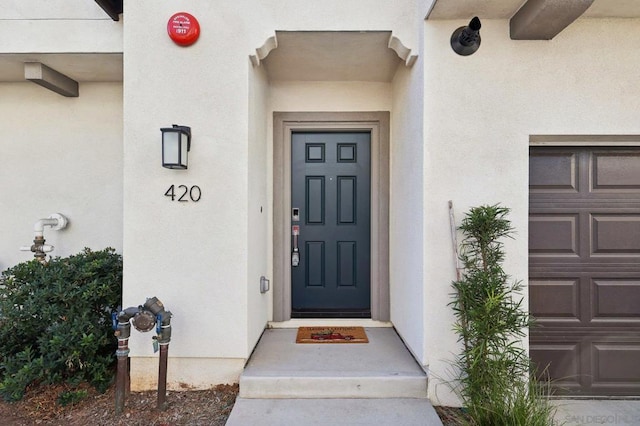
[427,0,640,40]
[250,31,415,82]
[0,53,122,83]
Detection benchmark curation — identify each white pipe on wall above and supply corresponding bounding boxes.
[35,213,67,234]
[19,213,68,256]
[34,217,63,237]
[19,244,54,252]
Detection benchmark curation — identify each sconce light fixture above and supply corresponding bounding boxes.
[450,17,482,56]
[161,125,191,169]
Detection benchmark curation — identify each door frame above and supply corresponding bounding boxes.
[273,111,390,321]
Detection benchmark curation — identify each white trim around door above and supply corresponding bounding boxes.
[273,112,390,322]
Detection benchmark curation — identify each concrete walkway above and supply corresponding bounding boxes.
[227,398,442,425]
[552,399,640,426]
[226,328,443,425]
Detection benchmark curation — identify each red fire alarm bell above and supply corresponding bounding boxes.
[167,12,200,46]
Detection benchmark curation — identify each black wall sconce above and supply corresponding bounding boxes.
[161,125,191,169]
[450,17,482,56]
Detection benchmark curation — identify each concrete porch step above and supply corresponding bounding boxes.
[238,328,428,399]
[226,397,443,425]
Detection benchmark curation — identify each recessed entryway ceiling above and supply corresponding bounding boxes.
[261,31,404,82]
[427,0,640,19]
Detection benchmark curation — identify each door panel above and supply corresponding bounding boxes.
[529,147,640,396]
[291,132,371,317]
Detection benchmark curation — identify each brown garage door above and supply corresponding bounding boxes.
[529,147,640,396]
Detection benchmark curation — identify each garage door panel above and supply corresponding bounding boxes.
[592,279,640,321]
[529,278,581,323]
[531,334,640,395]
[530,273,640,328]
[530,151,578,193]
[592,341,640,383]
[592,152,640,192]
[529,334,591,394]
[530,146,640,396]
[591,214,640,256]
[530,341,582,390]
[529,214,579,257]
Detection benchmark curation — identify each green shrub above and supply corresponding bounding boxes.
[0,248,122,401]
[57,389,89,406]
[450,205,557,426]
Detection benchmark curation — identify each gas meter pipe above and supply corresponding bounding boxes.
[114,307,138,415]
[112,298,172,414]
[144,297,173,410]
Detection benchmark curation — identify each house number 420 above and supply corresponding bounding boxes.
[164,185,202,202]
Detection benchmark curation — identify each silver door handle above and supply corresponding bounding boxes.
[292,226,300,267]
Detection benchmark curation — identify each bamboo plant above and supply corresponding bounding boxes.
[450,204,556,426]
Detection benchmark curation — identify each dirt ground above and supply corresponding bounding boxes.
[0,382,463,425]
[0,383,238,426]
[434,406,468,425]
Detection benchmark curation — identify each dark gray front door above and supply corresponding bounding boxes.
[529,147,640,396]
[291,132,371,317]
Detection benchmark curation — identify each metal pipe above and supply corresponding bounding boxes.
[157,343,169,410]
[19,214,68,261]
[115,337,129,414]
[114,307,137,415]
[113,299,172,414]
[144,297,172,411]
[126,357,131,397]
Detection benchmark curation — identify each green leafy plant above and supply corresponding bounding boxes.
[57,389,89,406]
[0,248,122,401]
[450,205,557,426]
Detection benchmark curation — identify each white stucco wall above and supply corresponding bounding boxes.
[390,27,426,366]
[247,62,270,351]
[0,83,123,271]
[423,18,640,406]
[3,1,110,20]
[269,81,393,112]
[8,1,640,407]
[122,0,422,390]
[123,3,254,387]
[0,1,121,55]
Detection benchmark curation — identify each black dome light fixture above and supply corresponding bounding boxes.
[450,17,482,56]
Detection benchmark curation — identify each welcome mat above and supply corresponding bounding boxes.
[296,326,369,344]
